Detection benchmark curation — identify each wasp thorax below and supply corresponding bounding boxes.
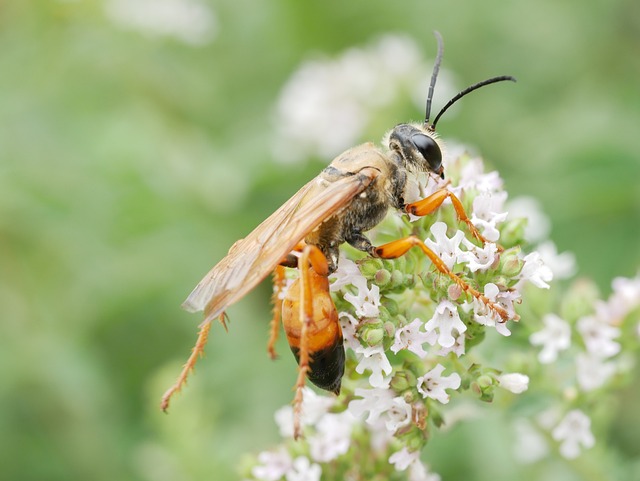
[389,123,443,176]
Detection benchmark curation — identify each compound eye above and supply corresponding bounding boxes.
[411,134,442,172]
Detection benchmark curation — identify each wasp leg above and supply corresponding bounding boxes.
[405,188,497,247]
[291,244,329,440]
[268,266,288,360]
[375,235,511,322]
[160,317,214,412]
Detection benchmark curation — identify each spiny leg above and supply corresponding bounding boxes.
[292,244,329,440]
[160,317,215,411]
[268,266,287,360]
[375,235,511,321]
[406,188,497,248]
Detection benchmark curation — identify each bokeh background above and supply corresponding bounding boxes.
[1,1,639,480]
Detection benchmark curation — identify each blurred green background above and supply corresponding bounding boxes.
[1,1,639,480]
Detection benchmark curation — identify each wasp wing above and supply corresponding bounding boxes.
[182,157,381,323]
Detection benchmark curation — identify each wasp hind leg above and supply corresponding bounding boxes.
[374,235,511,322]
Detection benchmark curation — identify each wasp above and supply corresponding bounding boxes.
[161,32,515,439]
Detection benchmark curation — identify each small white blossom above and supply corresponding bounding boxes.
[348,387,395,424]
[391,318,437,358]
[329,255,364,292]
[274,388,335,437]
[344,281,381,318]
[470,191,509,242]
[551,410,595,459]
[425,222,465,270]
[389,447,420,471]
[309,411,356,462]
[535,241,577,280]
[416,364,461,404]
[285,456,321,481]
[436,333,466,357]
[519,251,553,289]
[104,0,217,45]
[424,300,467,348]
[577,315,621,359]
[610,274,640,313]
[513,419,549,464]
[458,239,499,272]
[354,345,392,387]
[576,352,617,391]
[252,448,293,481]
[471,283,512,336]
[506,196,551,243]
[384,397,413,432]
[338,312,362,350]
[530,313,571,363]
[497,373,529,394]
[409,460,442,481]
[453,155,504,194]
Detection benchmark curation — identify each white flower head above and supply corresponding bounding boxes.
[519,251,553,289]
[436,332,466,357]
[274,387,335,437]
[252,448,293,481]
[497,373,529,394]
[471,283,513,336]
[469,191,509,242]
[424,300,467,348]
[348,387,395,424]
[409,460,442,481]
[308,411,356,462]
[384,396,413,433]
[416,364,461,404]
[355,345,393,387]
[577,315,621,359]
[576,352,617,392]
[506,196,551,243]
[551,410,595,459]
[458,239,499,272]
[389,447,420,471]
[344,280,381,318]
[285,456,321,481]
[535,241,577,280]
[530,313,571,363]
[329,255,365,292]
[425,222,465,270]
[391,318,437,358]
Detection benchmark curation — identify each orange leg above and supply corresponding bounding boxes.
[406,188,495,247]
[291,244,330,440]
[268,266,287,360]
[375,236,510,321]
[160,318,214,412]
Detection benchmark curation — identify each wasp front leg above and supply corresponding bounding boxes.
[375,235,511,322]
[405,188,496,247]
[281,245,344,439]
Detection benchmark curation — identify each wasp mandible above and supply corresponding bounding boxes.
[161,32,516,439]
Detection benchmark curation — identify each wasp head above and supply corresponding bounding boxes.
[388,123,444,179]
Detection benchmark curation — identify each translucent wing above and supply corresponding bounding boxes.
[183,158,381,324]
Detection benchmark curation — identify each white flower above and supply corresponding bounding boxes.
[497,373,529,394]
[416,364,461,404]
[453,155,504,194]
[458,239,499,272]
[551,410,595,459]
[252,448,293,481]
[338,312,362,350]
[425,222,465,270]
[610,274,640,313]
[344,281,381,318]
[409,460,442,481]
[274,387,335,437]
[389,447,420,471]
[385,397,413,432]
[530,313,571,363]
[471,283,513,336]
[436,333,466,357]
[329,255,365,292]
[104,0,217,45]
[348,387,395,424]
[285,456,321,481]
[577,315,621,359]
[469,191,509,242]
[424,300,467,348]
[519,252,553,289]
[535,241,576,280]
[576,352,617,391]
[309,411,356,462]
[354,345,393,387]
[512,419,549,464]
[391,318,436,358]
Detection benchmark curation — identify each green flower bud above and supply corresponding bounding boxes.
[500,217,527,247]
[499,247,524,278]
[374,268,392,287]
[360,324,384,346]
[359,258,384,278]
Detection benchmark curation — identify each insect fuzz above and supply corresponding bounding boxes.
[161,32,516,440]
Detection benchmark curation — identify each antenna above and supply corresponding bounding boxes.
[424,31,444,126]
[430,75,516,130]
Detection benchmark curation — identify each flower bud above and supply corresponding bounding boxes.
[500,218,527,247]
[499,247,524,278]
[359,258,384,278]
[360,325,384,346]
[374,268,392,287]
